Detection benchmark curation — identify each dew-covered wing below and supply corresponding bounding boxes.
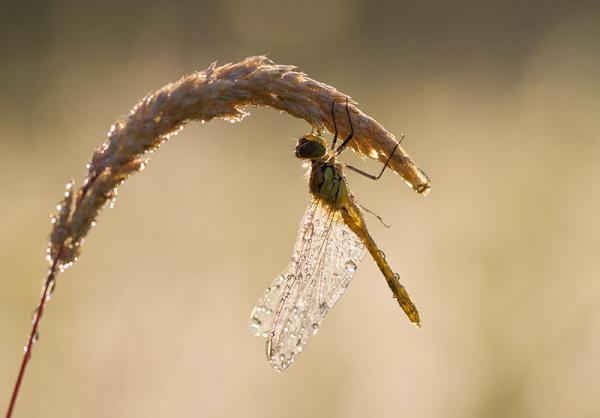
[249,198,366,371]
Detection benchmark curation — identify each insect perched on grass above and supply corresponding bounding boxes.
[249,98,420,371]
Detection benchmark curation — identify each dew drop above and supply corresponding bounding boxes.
[281,360,290,370]
[31,308,39,323]
[58,261,74,273]
[319,302,329,315]
[311,323,319,335]
[303,223,314,241]
[345,260,357,273]
[46,281,56,301]
[249,317,261,333]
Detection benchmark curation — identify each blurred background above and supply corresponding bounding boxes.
[1,1,599,417]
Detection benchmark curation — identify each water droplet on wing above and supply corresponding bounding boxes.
[248,317,261,334]
[345,260,357,273]
[303,223,314,241]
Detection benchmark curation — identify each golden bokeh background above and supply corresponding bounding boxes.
[1,1,599,417]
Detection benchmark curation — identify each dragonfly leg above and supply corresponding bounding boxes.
[330,99,339,150]
[344,140,401,181]
[335,97,354,155]
[356,202,391,228]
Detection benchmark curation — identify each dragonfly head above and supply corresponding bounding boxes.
[295,135,327,160]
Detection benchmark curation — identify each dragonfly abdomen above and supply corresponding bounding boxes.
[340,202,421,326]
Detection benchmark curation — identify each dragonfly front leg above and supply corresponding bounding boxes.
[330,99,339,150]
[334,97,355,155]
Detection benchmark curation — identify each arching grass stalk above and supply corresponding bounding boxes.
[5,55,430,418]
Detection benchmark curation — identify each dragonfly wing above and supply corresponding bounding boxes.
[248,272,288,338]
[249,198,366,371]
[248,200,324,340]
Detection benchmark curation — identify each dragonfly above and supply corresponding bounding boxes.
[249,98,420,371]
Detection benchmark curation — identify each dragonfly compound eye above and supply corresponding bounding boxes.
[295,139,326,159]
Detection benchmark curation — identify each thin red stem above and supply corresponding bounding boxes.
[7,142,102,417]
[5,254,61,418]
[6,137,100,417]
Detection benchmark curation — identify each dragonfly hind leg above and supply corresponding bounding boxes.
[344,139,401,181]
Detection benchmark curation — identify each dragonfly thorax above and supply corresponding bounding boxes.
[309,161,350,209]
